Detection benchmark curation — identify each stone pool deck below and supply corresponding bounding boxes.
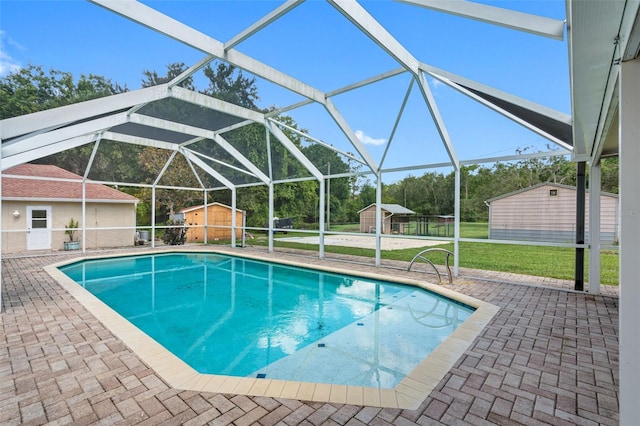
[1,246,619,425]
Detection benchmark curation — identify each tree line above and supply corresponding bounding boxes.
[1,64,618,228]
[376,154,618,223]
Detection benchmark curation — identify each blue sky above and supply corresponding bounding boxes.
[1,0,570,182]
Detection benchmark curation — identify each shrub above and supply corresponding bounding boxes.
[162,219,186,245]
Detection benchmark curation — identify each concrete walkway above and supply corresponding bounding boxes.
[1,246,619,425]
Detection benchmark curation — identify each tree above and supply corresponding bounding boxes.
[142,62,195,90]
[1,64,125,119]
[1,65,140,178]
[139,148,203,216]
[202,63,259,109]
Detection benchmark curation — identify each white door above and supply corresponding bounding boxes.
[27,206,52,250]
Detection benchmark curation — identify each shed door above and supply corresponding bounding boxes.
[27,206,52,250]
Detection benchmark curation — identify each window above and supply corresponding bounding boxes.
[549,189,558,197]
[31,209,48,229]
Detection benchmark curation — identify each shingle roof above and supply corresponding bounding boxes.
[357,203,416,215]
[2,164,138,202]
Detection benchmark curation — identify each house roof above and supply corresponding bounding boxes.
[1,164,138,203]
[485,182,618,204]
[180,202,244,214]
[358,203,416,215]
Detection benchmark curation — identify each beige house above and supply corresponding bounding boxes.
[180,203,244,243]
[1,164,138,253]
[487,183,619,244]
[358,204,415,234]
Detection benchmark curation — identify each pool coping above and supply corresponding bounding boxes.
[45,247,500,410]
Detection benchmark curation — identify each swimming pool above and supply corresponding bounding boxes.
[48,249,498,408]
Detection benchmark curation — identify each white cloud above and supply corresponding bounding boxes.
[0,31,22,76]
[431,78,445,90]
[355,130,386,146]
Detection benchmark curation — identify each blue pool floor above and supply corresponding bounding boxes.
[252,290,467,388]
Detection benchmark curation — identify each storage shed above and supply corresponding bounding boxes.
[487,183,618,244]
[180,203,244,243]
[1,164,138,253]
[358,204,415,234]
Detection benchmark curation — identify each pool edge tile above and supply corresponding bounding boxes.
[346,385,364,406]
[280,381,302,400]
[312,384,332,402]
[328,384,347,404]
[296,382,316,401]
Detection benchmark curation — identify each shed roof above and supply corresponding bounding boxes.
[485,182,618,204]
[180,202,244,214]
[358,203,416,215]
[1,164,138,203]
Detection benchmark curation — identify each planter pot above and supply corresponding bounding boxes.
[64,241,80,251]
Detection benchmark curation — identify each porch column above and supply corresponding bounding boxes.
[231,188,236,248]
[588,162,601,294]
[203,190,208,245]
[375,173,382,267]
[268,183,274,253]
[619,57,640,425]
[151,186,156,249]
[574,161,586,290]
[453,167,460,277]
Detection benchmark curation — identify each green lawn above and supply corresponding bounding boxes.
[252,236,619,285]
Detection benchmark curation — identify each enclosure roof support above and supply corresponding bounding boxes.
[182,150,235,189]
[416,72,459,169]
[324,99,378,173]
[0,84,170,141]
[2,113,129,161]
[1,134,99,170]
[170,87,266,123]
[127,113,270,184]
[397,0,565,40]
[90,0,327,104]
[328,0,420,75]
[224,0,305,51]
[265,120,323,182]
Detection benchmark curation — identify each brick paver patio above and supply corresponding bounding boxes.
[1,247,619,425]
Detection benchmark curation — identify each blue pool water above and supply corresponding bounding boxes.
[60,252,474,388]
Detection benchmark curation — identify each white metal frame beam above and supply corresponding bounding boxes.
[423,64,573,151]
[224,0,305,51]
[324,98,378,172]
[397,0,565,41]
[416,72,460,168]
[1,85,170,141]
[264,120,323,181]
[2,112,129,159]
[102,131,180,151]
[170,86,266,123]
[128,113,270,184]
[90,0,326,104]
[328,0,458,169]
[182,150,235,189]
[184,148,260,181]
[328,0,420,75]
[267,118,366,166]
[1,134,99,170]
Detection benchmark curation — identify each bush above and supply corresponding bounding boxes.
[162,219,186,245]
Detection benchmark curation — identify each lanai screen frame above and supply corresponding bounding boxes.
[1,0,595,311]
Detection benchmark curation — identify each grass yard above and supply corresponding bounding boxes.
[255,236,619,285]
